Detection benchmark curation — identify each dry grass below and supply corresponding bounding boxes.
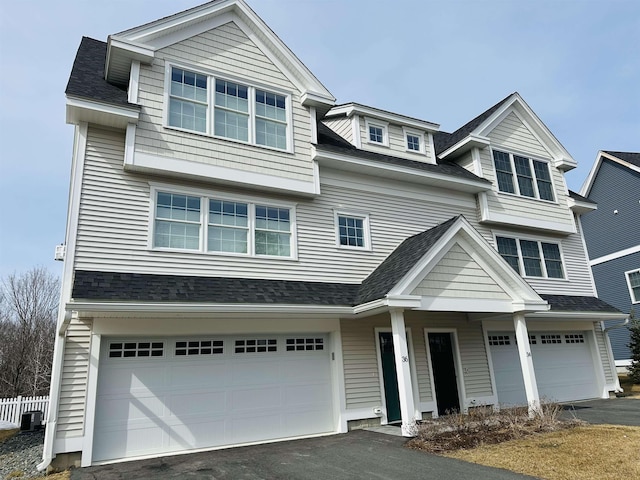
[446,424,640,480]
[618,374,640,397]
[47,472,71,480]
[0,428,19,443]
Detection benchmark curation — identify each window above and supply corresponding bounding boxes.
[492,150,554,201]
[285,338,324,351]
[365,118,388,146]
[496,236,565,278]
[402,128,425,153]
[627,269,640,303]
[564,334,585,344]
[153,189,294,258]
[167,66,290,151]
[540,334,561,344]
[488,335,511,346]
[109,342,164,358]
[235,339,277,353]
[335,212,370,249]
[176,340,223,356]
[406,134,420,151]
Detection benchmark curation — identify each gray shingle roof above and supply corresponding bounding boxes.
[434,93,514,155]
[65,37,137,108]
[603,151,640,168]
[356,216,460,305]
[72,270,360,306]
[539,294,620,313]
[317,123,490,184]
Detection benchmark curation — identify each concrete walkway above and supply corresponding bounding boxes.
[71,430,538,480]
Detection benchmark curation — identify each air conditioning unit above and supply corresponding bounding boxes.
[54,244,66,261]
[20,411,43,431]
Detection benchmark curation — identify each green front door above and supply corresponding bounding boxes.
[378,331,402,423]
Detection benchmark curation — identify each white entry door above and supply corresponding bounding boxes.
[93,334,334,462]
[488,331,600,405]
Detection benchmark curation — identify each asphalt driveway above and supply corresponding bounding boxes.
[562,397,640,426]
[70,429,537,480]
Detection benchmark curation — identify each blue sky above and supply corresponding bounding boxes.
[0,0,638,278]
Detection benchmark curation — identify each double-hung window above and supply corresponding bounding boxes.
[167,66,290,151]
[153,189,294,258]
[627,269,640,303]
[496,236,565,278]
[492,149,554,201]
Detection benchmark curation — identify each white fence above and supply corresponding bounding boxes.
[0,395,49,426]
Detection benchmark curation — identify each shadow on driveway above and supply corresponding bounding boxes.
[71,430,538,480]
[561,397,640,426]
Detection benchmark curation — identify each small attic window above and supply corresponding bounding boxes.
[365,118,388,146]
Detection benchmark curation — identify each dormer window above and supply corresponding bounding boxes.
[403,128,424,154]
[166,65,291,151]
[365,118,388,146]
[492,149,554,201]
[407,134,420,151]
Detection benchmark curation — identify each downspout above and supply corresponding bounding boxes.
[603,317,630,394]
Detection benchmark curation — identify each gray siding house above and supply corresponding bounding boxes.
[580,151,640,365]
[42,0,625,471]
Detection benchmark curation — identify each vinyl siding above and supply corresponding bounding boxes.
[581,159,640,259]
[74,128,488,282]
[358,118,435,163]
[480,112,575,230]
[341,312,493,412]
[594,322,616,384]
[134,21,315,184]
[322,117,353,144]
[56,318,92,438]
[411,243,510,299]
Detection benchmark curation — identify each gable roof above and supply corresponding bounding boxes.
[580,150,640,196]
[356,217,459,305]
[66,37,134,108]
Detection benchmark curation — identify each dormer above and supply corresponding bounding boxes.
[323,103,440,164]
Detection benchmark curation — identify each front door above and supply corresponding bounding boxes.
[428,332,460,415]
[378,332,401,423]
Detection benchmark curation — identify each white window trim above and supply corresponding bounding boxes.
[163,62,294,153]
[334,209,372,251]
[492,230,568,280]
[625,268,640,304]
[365,117,389,147]
[149,183,298,260]
[490,147,557,204]
[402,127,425,154]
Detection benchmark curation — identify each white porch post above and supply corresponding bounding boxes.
[390,309,416,436]
[513,312,541,416]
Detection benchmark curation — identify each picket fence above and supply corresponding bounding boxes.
[0,395,49,426]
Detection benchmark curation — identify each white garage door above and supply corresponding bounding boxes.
[488,332,600,405]
[93,334,334,462]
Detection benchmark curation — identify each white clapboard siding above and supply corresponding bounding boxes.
[323,117,353,144]
[56,318,91,438]
[411,243,510,299]
[134,21,315,184]
[358,118,434,163]
[594,322,616,384]
[489,112,551,159]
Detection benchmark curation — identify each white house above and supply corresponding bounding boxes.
[42,0,624,470]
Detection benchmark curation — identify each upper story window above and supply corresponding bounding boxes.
[153,188,295,258]
[627,269,640,303]
[167,66,290,151]
[407,134,420,151]
[403,128,424,153]
[335,211,371,250]
[492,149,554,201]
[365,118,389,146]
[496,236,565,279]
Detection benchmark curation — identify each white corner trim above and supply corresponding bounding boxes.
[128,61,140,104]
[124,124,136,167]
[81,333,101,467]
[471,147,484,177]
[589,245,640,266]
[352,116,362,149]
[309,107,317,144]
[128,151,318,196]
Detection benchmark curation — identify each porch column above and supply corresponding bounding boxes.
[390,309,416,436]
[513,312,541,416]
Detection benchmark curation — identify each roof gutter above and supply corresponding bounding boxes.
[604,316,630,333]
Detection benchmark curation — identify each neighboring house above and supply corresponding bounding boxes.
[580,151,640,369]
[43,0,624,470]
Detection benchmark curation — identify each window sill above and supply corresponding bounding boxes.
[149,247,299,262]
[335,245,373,253]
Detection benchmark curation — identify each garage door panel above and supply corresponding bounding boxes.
[94,334,334,462]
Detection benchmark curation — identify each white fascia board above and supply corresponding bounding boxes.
[579,152,603,196]
[352,296,422,315]
[590,245,640,266]
[301,91,336,110]
[107,37,155,62]
[525,310,627,321]
[68,301,353,315]
[567,196,597,214]
[128,151,319,197]
[482,210,577,235]
[313,149,490,193]
[438,134,491,160]
[325,103,439,132]
[66,96,139,127]
[418,297,516,313]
